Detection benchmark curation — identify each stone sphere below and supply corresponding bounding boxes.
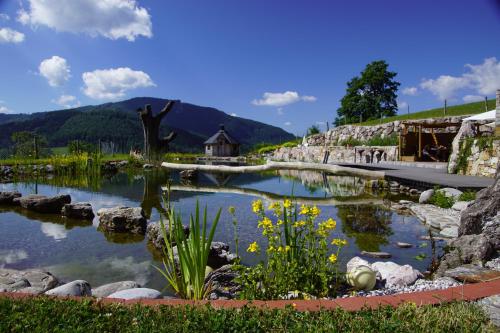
[346,265,377,291]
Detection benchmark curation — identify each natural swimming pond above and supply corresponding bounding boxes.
[0,169,443,294]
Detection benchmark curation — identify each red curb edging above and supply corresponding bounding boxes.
[1,279,499,312]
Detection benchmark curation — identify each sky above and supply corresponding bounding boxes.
[0,0,499,135]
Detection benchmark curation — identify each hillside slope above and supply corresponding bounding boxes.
[0,97,295,153]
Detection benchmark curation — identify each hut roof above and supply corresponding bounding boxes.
[204,125,239,145]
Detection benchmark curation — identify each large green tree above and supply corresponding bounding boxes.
[335,60,400,126]
[11,131,48,158]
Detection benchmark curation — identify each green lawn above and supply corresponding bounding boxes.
[358,99,496,126]
[0,297,495,332]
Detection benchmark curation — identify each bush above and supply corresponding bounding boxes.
[458,190,476,202]
[236,200,347,299]
[429,189,455,209]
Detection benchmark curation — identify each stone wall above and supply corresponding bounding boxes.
[460,139,500,178]
[273,145,398,164]
[306,116,467,146]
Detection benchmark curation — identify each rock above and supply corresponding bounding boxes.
[451,201,471,211]
[92,281,141,298]
[440,188,463,199]
[117,160,128,168]
[485,258,500,271]
[346,256,370,272]
[371,261,422,287]
[97,207,147,234]
[208,242,238,268]
[101,162,118,174]
[440,226,459,238]
[478,295,500,327]
[17,194,71,214]
[143,164,154,170]
[107,288,161,300]
[419,189,434,204]
[146,221,189,251]
[0,278,30,292]
[396,242,413,248]
[444,264,500,283]
[45,280,91,297]
[409,189,419,195]
[0,191,22,205]
[360,251,392,259]
[0,268,58,293]
[61,202,95,220]
[179,169,197,180]
[205,265,241,300]
[45,165,54,173]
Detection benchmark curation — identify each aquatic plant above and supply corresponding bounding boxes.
[155,201,221,300]
[237,199,347,299]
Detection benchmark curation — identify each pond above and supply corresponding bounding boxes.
[0,169,443,295]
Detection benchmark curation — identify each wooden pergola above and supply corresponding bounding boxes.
[398,121,461,161]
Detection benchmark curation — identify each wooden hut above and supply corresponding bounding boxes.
[204,124,240,157]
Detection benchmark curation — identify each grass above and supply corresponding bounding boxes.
[0,153,130,166]
[0,297,495,332]
[251,139,302,155]
[357,99,496,126]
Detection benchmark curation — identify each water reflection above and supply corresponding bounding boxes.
[337,205,393,252]
[0,249,28,267]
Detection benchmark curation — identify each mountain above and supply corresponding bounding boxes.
[0,97,295,153]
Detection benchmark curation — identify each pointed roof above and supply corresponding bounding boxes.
[204,124,239,145]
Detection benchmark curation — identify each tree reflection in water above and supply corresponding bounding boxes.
[337,204,393,252]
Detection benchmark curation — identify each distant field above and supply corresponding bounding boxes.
[51,147,68,155]
[358,99,496,126]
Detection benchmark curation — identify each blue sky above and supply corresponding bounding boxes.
[0,0,499,135]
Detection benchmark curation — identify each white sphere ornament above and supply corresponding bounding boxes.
[346,265,377,291]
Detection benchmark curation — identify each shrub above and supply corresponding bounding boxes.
[364,134,398,146]
[429,188,455,209]
[237,199,347,299]
[458,190,476,202]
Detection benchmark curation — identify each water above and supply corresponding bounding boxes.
[0,169,442,293]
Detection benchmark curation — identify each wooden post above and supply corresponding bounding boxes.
[484,96,488,112]
[444,100,447,116]
[407,104,410,119]
[418,125,422,160]
[398,131,402,161]
[33,135,38,159]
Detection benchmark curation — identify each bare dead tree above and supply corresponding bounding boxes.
[137,101,178,161]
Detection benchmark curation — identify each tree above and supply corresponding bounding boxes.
[11,131,48,158]
[335,60,400,126]
[68,140,95,155]
[307,125,320,136]
[137,101,178,161]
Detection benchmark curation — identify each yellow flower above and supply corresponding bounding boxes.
[247,241,259,253]
[328,253,338,263]
[299,205,310,215]
[267,201,281,211]
[228,206,236,215]
[285,245,291,252]
[277,219,284,225]
[283,199,292,209]
[252,200,263,214]
[267,246,275,252]
[332,238,347,247]
[323,218,336,230]
[310,205,321,217]
[293,220,306,228]
[257,217,273,229]
[277,246,284,252]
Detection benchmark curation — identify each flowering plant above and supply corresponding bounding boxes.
[237,199,347,299]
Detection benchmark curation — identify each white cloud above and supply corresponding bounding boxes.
[252,91,317,107]
[18,0,152,41]
[277,107,284,115]
[420,75,469,100]
[463,57,500,95]
[402,86,418,96]
[462,95,484,103]
[52,94,81,108]
[420,57,500,100]
[0,13,10,21]
[0,106,12,114]
[0,27,25,43]
[230,113,237,117]
[82,67,155,100]
[398,101,408,110]
[284,121,292,126]
[39,56,70,87]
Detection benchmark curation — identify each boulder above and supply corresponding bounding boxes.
[0,268,58,293]
[360,251,392,259]
[106,288,161,300]
[451,201,471,211]
[45,280,91,297]
[439,226,459,238]
[117,160,128,168]
[440,188,463,199]
[142,164,154,170]
[0,191,22,205]
[146,221,190,251]
[205,265,241,300]
[346,256,370,272]
[208,242,238,268]
[419,189,434,204]
[92,281,141,298]
[61,202,95,220]
[396,242,413,248]
[101,162,118,174]
[478,295,500,327]
[444,264,500,283]
[17,194,71,214]
[45,165,54,173]
[97,207,147,234]
[180,169,197,180]
[371,261,422,287]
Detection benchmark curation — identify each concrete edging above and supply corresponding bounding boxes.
[1,279,499,312]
